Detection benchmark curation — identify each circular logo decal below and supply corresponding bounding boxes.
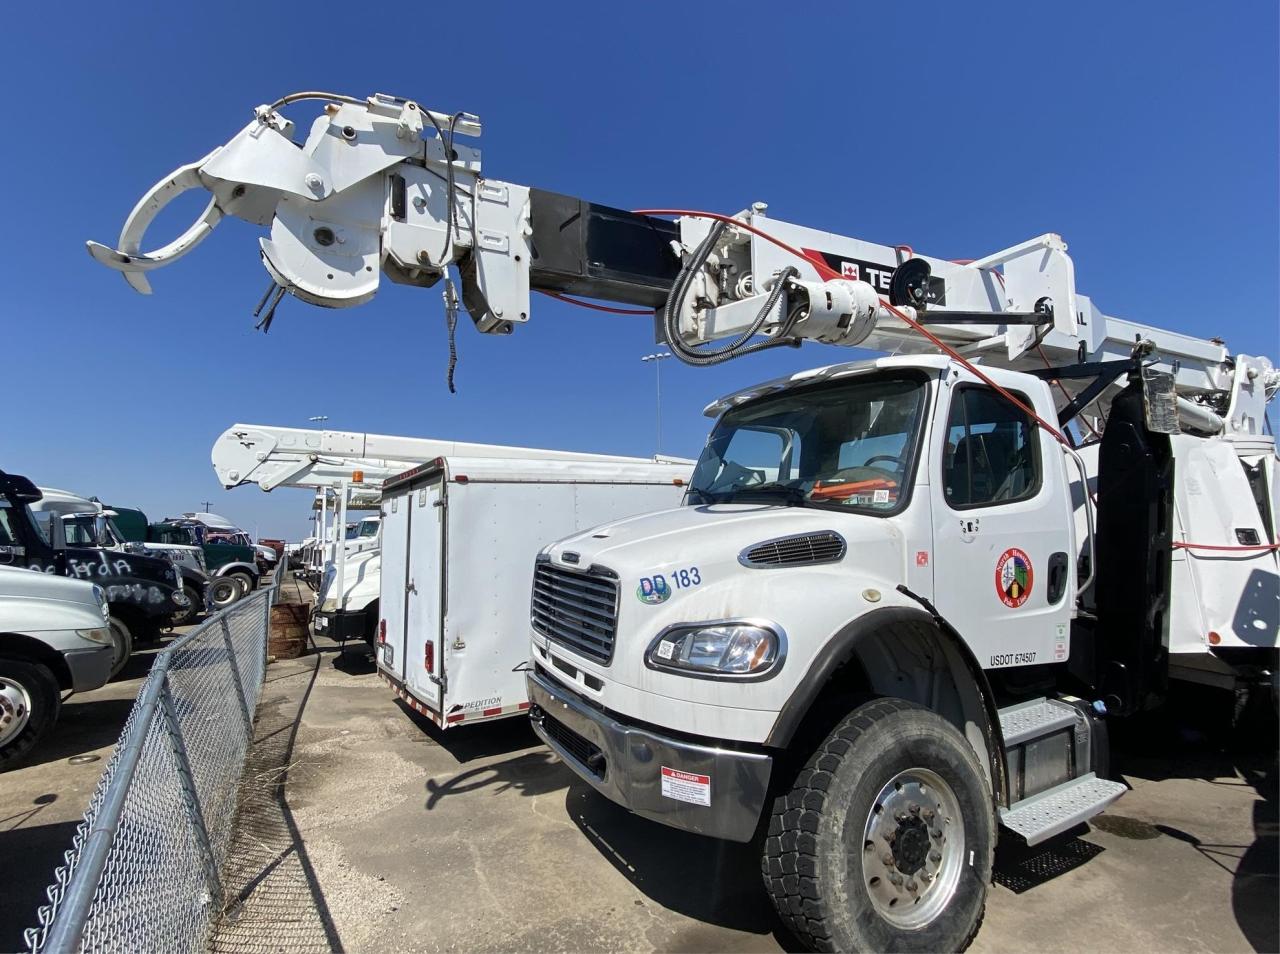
[995,548,1033,608]
[636,575,670,605]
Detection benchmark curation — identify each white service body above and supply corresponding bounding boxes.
[376,455,690,728]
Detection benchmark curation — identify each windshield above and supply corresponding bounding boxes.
[152,523,197,546]
[689,373,928,513]
[63,514,121,548]
[358,520,379,538]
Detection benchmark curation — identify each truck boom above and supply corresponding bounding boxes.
[90,91,1277,435]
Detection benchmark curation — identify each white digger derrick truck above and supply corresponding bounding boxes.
[90,92,1278,953]
[213,422,690,643]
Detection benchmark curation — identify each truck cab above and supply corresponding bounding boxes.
[152,519,260,607]
[0,567,115,767]
[51,499,211,626]
[528,356,1135,952]
[0,472,187,678]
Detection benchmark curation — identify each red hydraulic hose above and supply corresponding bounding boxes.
[634,208,1073,446]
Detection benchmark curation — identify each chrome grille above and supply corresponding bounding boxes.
[739,531,847,568]
[531,561,618,663]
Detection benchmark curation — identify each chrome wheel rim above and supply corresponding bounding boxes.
[0,677,32,748]
[861,767,965,929]
[211,579,238,608]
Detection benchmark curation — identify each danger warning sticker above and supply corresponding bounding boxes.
[660,766,711,806]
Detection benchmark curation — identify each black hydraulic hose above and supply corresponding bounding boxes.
[662,220,802,366]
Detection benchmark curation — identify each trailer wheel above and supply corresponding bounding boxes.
[0,658,61,769]
[762,697,993,953]
[210,577,241,610]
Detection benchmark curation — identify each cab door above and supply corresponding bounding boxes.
[930,382,1074,671]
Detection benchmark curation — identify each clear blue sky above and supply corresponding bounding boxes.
[2,1,1276,540]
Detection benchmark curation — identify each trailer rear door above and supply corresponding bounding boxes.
[404,479,445,711]
[377,487,410,682]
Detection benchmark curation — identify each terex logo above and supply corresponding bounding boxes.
[809,249,947,305]
[836,259,895,294]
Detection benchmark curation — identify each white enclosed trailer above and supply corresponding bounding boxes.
[376,455,691,728]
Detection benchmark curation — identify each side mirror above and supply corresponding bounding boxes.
[49,512,67,552]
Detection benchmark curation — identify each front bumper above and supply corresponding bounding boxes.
[313,608,367,641]
[64,644,114,692]
[527,669,772,843]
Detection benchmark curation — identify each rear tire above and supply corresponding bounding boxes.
[107,618,133,679]
[762,697,994,953]
[210,577,241,610]
[228,572,256,598]
[0,659,61,769]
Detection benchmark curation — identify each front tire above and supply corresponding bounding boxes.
[228,572,256,598]
[107,617,133,679]
[210,577,241,610]
[763,697,994,953]
[0,659,62,769]
[171,585,202,627]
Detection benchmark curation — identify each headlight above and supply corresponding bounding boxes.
[645,621,785,679]
[76,626,113,646]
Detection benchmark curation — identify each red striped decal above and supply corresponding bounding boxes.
[446,712,466,724]
[482,706,504,718]
[518,702,531,710]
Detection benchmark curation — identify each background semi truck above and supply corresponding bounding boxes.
[0,567,114,767]
[1,472,187,677]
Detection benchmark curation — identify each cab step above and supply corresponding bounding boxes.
[999,697,1079,745]
[998,773,1127,845]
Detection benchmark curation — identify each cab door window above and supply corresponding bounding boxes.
[943,386,1041,508]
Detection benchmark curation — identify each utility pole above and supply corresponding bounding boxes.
[200,501,212,513]
[640,352,672,455]
[308,415,329,424]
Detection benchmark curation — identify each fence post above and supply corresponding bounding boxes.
[159,682,225,908]
[220,613,254,740]
[263,585,274,672]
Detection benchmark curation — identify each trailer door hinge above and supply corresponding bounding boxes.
[433,499,445,508]
[429,673,447,693]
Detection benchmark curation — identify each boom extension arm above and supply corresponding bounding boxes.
[212,423,687,494]
[94,92,1277,432]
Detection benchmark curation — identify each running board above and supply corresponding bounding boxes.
[999,773,1127,845]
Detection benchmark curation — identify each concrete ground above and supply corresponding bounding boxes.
[3,603,1276,954]
[209,642,1278,954]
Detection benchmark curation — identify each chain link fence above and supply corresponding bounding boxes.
[25,566,287,954]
